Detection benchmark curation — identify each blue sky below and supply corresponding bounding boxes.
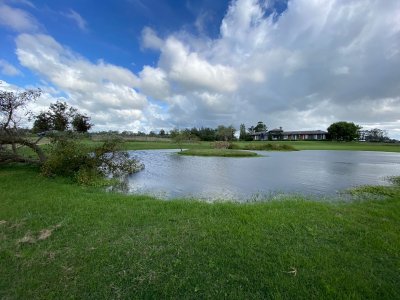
[1,0,400,138]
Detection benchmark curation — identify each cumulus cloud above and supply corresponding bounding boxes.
[15,33,152,131]
[136,0,400,137]
[141,27,163,50]
[6,0,400,137]
[0,3,39,32]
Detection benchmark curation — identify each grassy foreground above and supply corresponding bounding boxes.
[1,165,400,299]
[178,148,259,157]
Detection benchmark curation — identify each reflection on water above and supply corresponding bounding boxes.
[122,149,400,202]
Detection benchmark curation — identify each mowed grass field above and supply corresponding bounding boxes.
[23,136,400,152]
[116,139,400,152]
[1,164,400,299]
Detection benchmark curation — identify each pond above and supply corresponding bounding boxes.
[123,150,400,202]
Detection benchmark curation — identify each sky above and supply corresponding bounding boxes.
[0,0,399,138]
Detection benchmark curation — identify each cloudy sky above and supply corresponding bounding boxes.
[0,0,399,138]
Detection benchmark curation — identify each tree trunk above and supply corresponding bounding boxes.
[0,136,47,164]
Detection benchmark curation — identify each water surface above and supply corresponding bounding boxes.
[124,150,400,202]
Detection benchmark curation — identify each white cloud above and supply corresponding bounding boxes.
[6,0,36,8]
[141,27,163,50]
[136,0,400,138]
[0,3,39,32]
[138,66,170,100]
[159,37,238,93]
[63,9,88,32]
[0,59,21,76]
[5,0,400,138]
[15,33,150,131]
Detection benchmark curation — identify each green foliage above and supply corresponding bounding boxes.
[49,101,75,131]
[41,139,92,178]
[32,112,52,133]
[363,128,388,142]
[32,101,90,133]
[327,121,361,141]
[216,125,235,141]
[254,121,267,132]
[71,113,93,133]
[239,123,247,140]
[387,176,400,186]
[42,138,142,185]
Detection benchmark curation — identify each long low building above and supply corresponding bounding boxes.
[250,128,328,141]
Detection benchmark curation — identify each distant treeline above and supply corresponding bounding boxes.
[93,125,237,141]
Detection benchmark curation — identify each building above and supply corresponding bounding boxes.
[250,128,328,141]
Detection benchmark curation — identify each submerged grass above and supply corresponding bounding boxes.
[231,142,297,151]
[178,148,259,157]
[1,165,400,299]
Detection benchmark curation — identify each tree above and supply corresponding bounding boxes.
[239,123,247,140]
[364,128,387,142]
[1,84,140,184]
[254,121,267,132]
[216,125,235,141]
[0,85,46,163]
[172,129,191,151]
[49,101,76,131]
[32,112,52,133]
[159,129,166,137]
[72,113,93,133]
[327,121,361,141]
[197,127,216,141]
[33,101,91,133]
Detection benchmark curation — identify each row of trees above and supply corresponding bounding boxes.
[170,125,236,142]
[327,122,390,142]
[99,120,392,143]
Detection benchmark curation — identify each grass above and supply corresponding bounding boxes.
[10,138,400,157]
[119,140,400,152]
[231,142,297,151]
[1,164,400,298]
[178,148,259,157]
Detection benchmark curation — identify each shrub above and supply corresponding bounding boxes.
[42,138,143,185]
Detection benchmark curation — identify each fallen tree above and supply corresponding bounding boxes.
[0,86,45,164]
[0,83,142,184]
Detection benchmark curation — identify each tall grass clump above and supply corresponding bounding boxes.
[232,143,297,151]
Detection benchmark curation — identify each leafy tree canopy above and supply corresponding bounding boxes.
[33,101,92,133]
[327,121,361,141]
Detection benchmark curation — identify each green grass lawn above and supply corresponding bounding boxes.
[118,140,400,152]
[13,137,400,155]
[1,165,399,298]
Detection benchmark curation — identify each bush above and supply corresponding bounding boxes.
[42,138,143,185]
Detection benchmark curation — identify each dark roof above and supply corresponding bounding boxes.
[282,130,328,135]
[269,128,283,132]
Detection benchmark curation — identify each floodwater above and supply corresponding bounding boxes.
[123,149,400,202]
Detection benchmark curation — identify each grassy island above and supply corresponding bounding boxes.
[178,148,259,157]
